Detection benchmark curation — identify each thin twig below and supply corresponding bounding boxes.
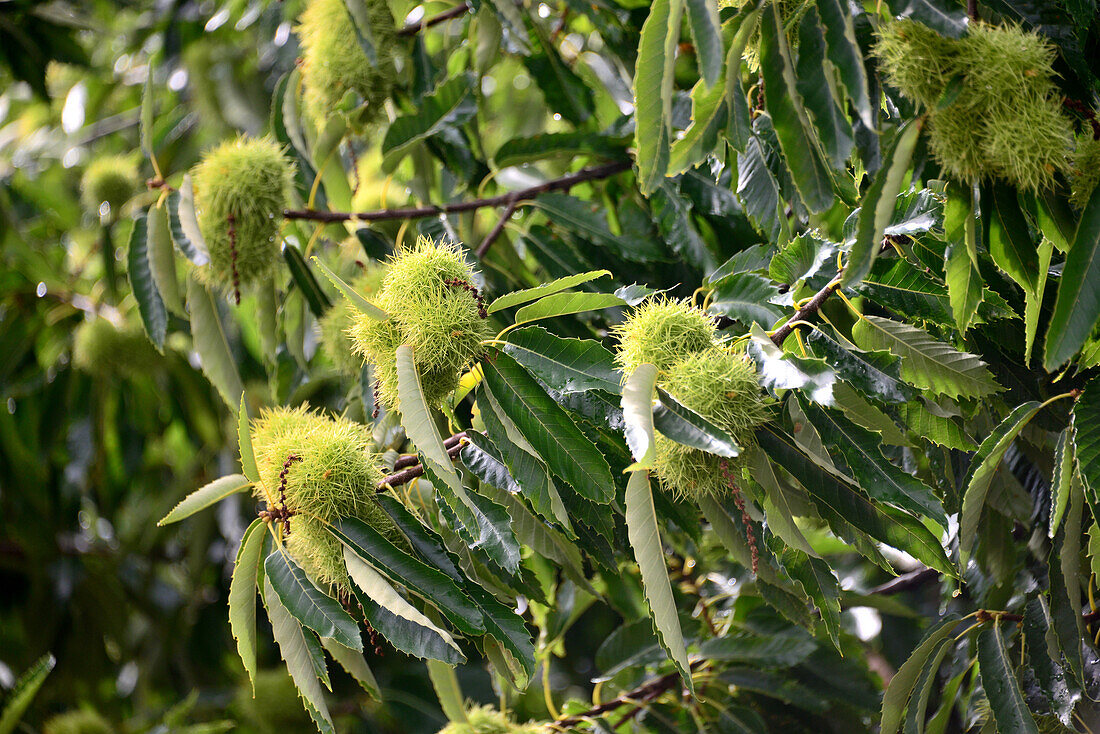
[397,3,471,36]
[283,161,631,224]
[475,195,519,258]
[967,0,979,21]
[554,660,703,728]
[376,439,464,491]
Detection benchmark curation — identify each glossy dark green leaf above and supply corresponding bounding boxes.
[650,178,719,273]
[465,584,536,685]
[482,351,616,504]
[264,549,362,651]
[503,326,622,394]
[493,133,629,168]
[769,233,836,286]
[382,73,475,172]
[758,4,834,213]
[880,615,961,734]
[698,627,816,667]
[684,0,722,87]
[1022,597,1079,725]
[795,7,854,170]
[958,401,1045,564]
[633,0,681,193]
[282,245,331,319]
[748,326,837,405]
[858,258,954,326]
[1049,469,1085,686]
[1044,184,1100,369]
[344,551,464,664]
[523,24,592,126]
[1072,381,1100,500]
[374,495,464,583]
[127,211,167,351]
[328,517,485,636]
[1049,428,1074,538]
[166,186,210,266]
[816,0,873,129]
[799,397,947,526]
[806,331,917,404]
[707,272,784,327]
[989,183,1039,294]
[756,424,954,576]
[842,119,922,286]
[977,625,1040,734]
[653,387,741,458]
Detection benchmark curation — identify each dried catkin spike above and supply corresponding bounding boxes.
[297,0,398,129]
[191,136,294,294]
[349,237,489,411]
[250,405,401,589]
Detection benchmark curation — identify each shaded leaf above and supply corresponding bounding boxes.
[230,519,265,691]
[127,211,167,351]
[1043,185,1100,370]
[186,276,245,409]
[977,625,1040,734]
[265,549,362,651]
[654,387,741,458]
[880,615,961,734]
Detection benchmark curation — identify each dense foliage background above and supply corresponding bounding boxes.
[2,0,1100,732]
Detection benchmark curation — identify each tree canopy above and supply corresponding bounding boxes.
[2,0,1100,732]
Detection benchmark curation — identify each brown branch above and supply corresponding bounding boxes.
[397,3,471,36]
[283,160,631,224]
[475,195,519,258]
[376,437,465,491]
[967,0,979,21]
[392,432,466,471]
[769,277,841,347]
[553,660,703,728]
[868,566,940,595]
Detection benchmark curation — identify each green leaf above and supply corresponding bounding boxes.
[482,351,617,504]
[237,396,258,482]
[310,256,386,320]
[343,547,464,663]
[426,659,467,724]
[0,654,55,734]
[477,384,572,527]
[780,548,843,647]
[147,203,183,315]
[1022,597,1079,725]
[622,363,659,469]
[394,345,482,534]
[977,625,1040,734]
[493,134,628,169]
[852,315,1001,400]
[883,0,968,37]
[1049,472,1086,686]
[858,257,954,326]
[1049,428,1074,538]
[707,272,785,327]
[798,398,947,526]
[653,385,742,458]
[633,0,682,194]
[488,270,611,314]
[989,183,1039,294]
[769,233,836,287]
[684,0,722,87]
[756,424,954,576]
[748,324,837,404]
[842,119,922,286]
[167,178,210,266]
[749,450,818,557]
[958,401,1046,564]
[624,469,693,691]
[465,584,536,688]
[158,474,251,526]
[512,292,625,326]
[1025,238,1054,364]
[319,636,380,700]
[186,276,245,409]
[815,0,873,130]
[795,7,854,170]
[880,615,961,734]
[805,331,917,404]
[1044,185,1100,370]
[945,239,983,334]
[896,401,976,451]
[1072,381,1100,501]
[280,246,330,319]
[503,327,622,394]
[758,4,835,213]
[382,73,475,172]
[261,576,335,734]
[265,549,362,651]
[374,495,465,582]
[128,210,167,351]
[523,24,592,126]
[229,519,265,691]
[698,627,817,667]
[329,516,485,636]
